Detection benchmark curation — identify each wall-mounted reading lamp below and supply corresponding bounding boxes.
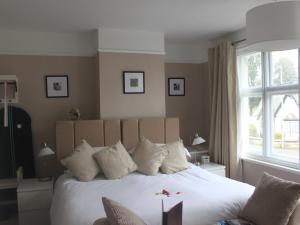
[0,75,19,127]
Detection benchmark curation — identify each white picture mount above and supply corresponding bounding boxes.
[0,75,18,103]
[0,75,19,127]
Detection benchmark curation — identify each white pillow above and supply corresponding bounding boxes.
[94,146,109,153]
[129,143,191,158]
[132,138,168,175]
[93,141,137,179]
[62,145,111,180]
[160,140,189,174]
[61,140,100,181]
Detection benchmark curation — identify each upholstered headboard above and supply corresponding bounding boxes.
[55,117,179,160]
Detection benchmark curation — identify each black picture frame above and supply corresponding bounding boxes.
[123,71,145,94]
[168,78,185,96]
[45,75,69,98]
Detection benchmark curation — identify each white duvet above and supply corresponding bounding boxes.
[50,164,254,225]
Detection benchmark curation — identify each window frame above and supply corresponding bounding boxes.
[237,49,300,170]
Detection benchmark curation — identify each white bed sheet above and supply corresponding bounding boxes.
[50,164,254,225]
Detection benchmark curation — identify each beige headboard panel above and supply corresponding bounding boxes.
[139,118,165,143]
[165,118,180,143]
[55,117,179,161]
[122,119,139,149]
[104,120,121,146]
[74,120,104,147]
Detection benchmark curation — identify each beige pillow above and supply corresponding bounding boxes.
[239,173,300,225]
[93,218,110,225]
[132,138,168,175]
[93,141,137,179]
[288,200,300,225]
[160,139,188,174]
[102,197,146,225]
[129,143,191,160]
[61,140,99,182]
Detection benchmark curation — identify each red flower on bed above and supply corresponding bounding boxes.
[162,189,170,196]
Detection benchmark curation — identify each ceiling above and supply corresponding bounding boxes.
[0,0,273,42]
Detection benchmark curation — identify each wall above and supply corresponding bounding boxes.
[165,41,214,64]
[0,28,211,176]
[0,29,97,56]
[215,28,246,46]
[243,159,300,185]
[0,55,98,176]
[97,29,166,119]
[98,28,165,54]
[98,52,166,118]
[165,62,210,145]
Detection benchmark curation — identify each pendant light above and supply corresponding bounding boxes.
[246,1,300,51]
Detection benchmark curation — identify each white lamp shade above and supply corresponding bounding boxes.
[192,134,206,145]
[38,143,55,157]
[246,1,300,51]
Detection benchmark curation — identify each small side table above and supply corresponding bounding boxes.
[186,144,209,163]
[0,178,18,221]
[17,178,53,225]
[198,163,226,177]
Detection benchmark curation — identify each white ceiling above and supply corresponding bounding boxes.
[0,0,273,42]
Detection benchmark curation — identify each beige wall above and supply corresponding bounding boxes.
[98,52,166,118]
[0,55,98,176]
[0,54,210,176]
[243,160,300,186]
[165,63,210,145]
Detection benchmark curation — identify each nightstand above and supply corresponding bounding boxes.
[17,178,53,225]
[0,178,18,222]
[186,144,209,163]
[198,163,226,177]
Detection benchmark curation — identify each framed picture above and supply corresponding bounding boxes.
[123,71,145,94]
[168,78,185,96]
[45,75,69,98]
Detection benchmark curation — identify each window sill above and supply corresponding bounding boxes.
[241,156,300,175]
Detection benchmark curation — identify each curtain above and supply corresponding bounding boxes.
[208,41,240,179]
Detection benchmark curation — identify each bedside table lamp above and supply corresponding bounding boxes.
[192,133,205,146]
[38,143,55,181]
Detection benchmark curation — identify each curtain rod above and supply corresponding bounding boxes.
[232,38,246,46]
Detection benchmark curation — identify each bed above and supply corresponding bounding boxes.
[51,164,254,225]
[50,118,299,225]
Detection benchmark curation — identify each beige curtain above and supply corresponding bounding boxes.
[208,41,239,179]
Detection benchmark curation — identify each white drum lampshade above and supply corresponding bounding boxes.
[246,1,300,51]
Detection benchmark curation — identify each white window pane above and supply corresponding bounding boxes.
[271,94,299,162]
[270,49,298,86]
[242,96,263,155]
[238,52,262,89]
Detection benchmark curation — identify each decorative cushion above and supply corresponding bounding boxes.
[239,173,300,225]
[93,218,110,225]
[132,138,168,175]
[288,200,300,225]
[102,197,146,225]
[93,141,137,179]
[61,140,99,182]
[160,139,189,174]
[224,219,255,225]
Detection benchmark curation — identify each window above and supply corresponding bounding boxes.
[237,49,299,168]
